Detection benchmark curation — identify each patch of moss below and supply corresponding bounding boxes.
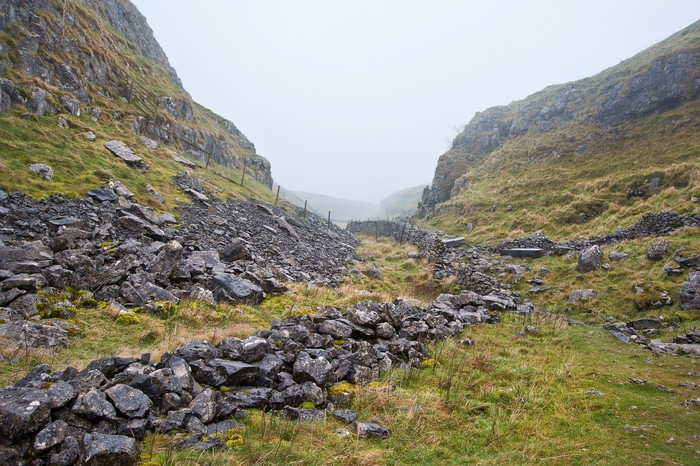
[284,307,315,318]
[299,401,315,409]
[328,381,359,396]
[116,312,143,325]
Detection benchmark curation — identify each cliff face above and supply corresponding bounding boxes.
[421,20,700,211]
[0,0,272,188]
[81,0,183,89]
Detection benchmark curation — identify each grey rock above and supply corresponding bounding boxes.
[442,237,466,248]
[50,436,80,466]
[190,388,216,424]
[104,140,148,169]
[7,292,40,318]
[147,240,183,277]
[29,163,54,181]
[221,240,252,262]
[117,417,152,440]
[0,320,69,349]
[276,216,301,241]
[332,409,358,424]
[293,351,333,386]
[281,406,326,421]
[609,251,629,261]
[206,419,244,436]
[318,319,353,339]
[174,339,218,363]
[376,321,396,339]
[60,95,81,116]
[281,381,324,407]
[680,271,700,310]
[627,318,662,330]
[169,150,196,167]
[72,388,118,421]
[69,369,108,392]
[0,287,26,306]
[352,421,391,439]
[87,187,117,202]
[568,289,599,302]
[47,381,77,409]
[239,336,269,363]
[0,387,52,440]
[105,384,153,418]
[117,213,166,240]
[1,272,47,291]
[83,433,139,466]
[347,302,382,327]
[33,419,68,453]
[647,239,670,261]
[191,359,259,387]
[578,245,602,273]
[211,273,264,305]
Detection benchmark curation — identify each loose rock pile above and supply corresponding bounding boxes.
[0,292,506,464]
[0,178,358,351]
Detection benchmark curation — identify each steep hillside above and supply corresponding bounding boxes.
[281,187,379,222]
[0,0,273,207]
[420,20,700,242]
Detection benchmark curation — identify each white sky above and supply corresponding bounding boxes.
[130,0,700,203]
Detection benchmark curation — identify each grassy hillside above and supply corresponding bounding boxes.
[425,101,699,242]
[421,20,700,242]
[0,0,274,209]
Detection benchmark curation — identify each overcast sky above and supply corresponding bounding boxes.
[130,0,699,203]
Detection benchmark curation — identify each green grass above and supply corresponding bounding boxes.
[503,228,700,326]
[137,312,700,465]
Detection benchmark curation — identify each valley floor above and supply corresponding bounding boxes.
[1,235,698,465]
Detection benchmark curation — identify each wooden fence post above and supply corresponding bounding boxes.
[275,186,280,205]
[303,200,307,219]
[328,211,331,229]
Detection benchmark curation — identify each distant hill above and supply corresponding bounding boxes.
[376,185,427,218]
[280,187,379,221]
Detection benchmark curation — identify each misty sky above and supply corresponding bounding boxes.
[130,0,699,204]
